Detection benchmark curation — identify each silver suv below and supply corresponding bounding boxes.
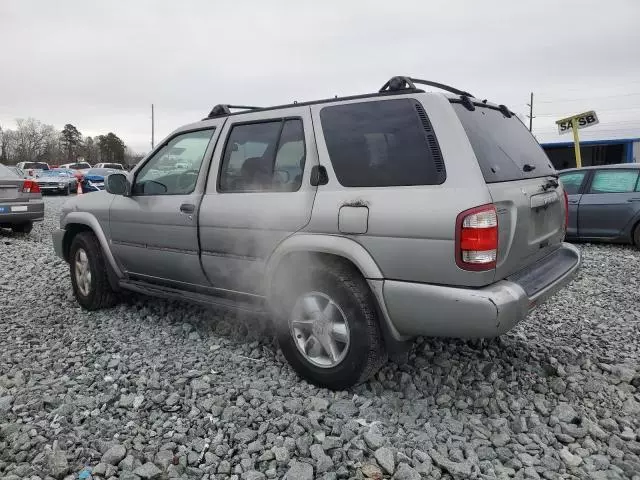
[52,76,581,389]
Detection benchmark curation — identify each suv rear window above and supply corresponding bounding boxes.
[452,103,556,183]
[22,162,49,170]
[320,99,445,187]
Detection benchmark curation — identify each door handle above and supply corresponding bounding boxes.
[180,203,195,214]
[627,198,640,203]
[568,199,579,205]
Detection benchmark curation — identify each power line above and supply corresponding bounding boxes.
[535,106,640,117]
[534,79,640,96]
[537,92,640,104]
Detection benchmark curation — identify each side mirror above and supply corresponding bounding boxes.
[105,173,130,196]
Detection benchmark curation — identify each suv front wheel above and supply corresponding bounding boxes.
[69,232,118,310]
[275,259,387,390]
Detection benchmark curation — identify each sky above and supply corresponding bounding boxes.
[1,0,639,154]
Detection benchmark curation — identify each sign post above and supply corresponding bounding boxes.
[571,121,583,169]
[555,110,599,169]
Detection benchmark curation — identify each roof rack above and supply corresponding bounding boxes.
[379,76,474,98]
[201,76,473,120]
[207,104,261,118]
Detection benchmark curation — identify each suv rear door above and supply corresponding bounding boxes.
[199,106,317,295]
[578,167,640,238]
[451,101,565,281]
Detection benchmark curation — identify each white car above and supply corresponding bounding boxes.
[94,162,125,170]
[59,162,92,175]
[15,161,50,177]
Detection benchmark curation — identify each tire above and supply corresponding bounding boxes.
[11,221,33,234]
[69,232,118,310]
[634,223,640,248]
[64,185,70,196]
[273,258,387,390]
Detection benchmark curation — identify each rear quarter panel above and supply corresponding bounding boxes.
[307,93,494,287]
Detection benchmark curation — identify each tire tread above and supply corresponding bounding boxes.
[70,232,117,310]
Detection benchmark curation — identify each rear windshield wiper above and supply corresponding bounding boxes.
[523,164,536,172]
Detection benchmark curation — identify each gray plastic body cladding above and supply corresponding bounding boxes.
[58,205,124,279]
[383,242,580,338]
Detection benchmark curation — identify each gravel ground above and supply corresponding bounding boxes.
[0,195,639,480]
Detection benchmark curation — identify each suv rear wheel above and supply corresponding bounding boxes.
[634,223,640,249]
[275,258,387,390]
[69,232,118,310]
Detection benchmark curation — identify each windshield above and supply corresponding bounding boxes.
[69,163,91,169]
[41,169,70,177]
[102,163,123,169]
[452,102,556,183]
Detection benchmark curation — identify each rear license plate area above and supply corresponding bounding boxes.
[11,205,27,212]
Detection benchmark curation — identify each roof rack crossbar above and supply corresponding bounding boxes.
[379,76,474,98]
[207,104,261,118]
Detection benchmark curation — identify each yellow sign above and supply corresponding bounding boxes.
[556,111,599,135]
[555,110,598,168]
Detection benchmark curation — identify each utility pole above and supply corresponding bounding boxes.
[526,92,534,132]
[151,104,155,149]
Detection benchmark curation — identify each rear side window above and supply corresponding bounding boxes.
[452,103,556,183]
[320,99,445,187]
[588,170,639,194]
[559,172,587,195]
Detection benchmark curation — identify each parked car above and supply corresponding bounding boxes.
[52,76,580,389]
[59,162,92,175]
[559,164,640,246]
[35,168,78,195]
[94,162,125,170]
[15,161,50,178]
[0,163,44,233]
[81,168,117,191]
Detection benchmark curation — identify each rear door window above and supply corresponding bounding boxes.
[452,103,556,183]
[320,99,445,187]
[219,118,306,192]
[588,169,639,194]
[559,171,587,195]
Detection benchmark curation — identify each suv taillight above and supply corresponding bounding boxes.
[563,190,569,231]
[22,180,40,194]
[455,204,498,271]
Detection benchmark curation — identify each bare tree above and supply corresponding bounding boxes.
[0,126,18,165]
[13,118,57,164]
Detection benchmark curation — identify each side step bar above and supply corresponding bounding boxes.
[119,280,268,315]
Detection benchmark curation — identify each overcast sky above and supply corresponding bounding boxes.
[1,0,639,154]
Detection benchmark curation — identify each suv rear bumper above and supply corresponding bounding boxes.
[380,242,580,338]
